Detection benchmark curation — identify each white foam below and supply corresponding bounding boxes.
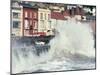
[48,19,95,59]
[12,18,95,74]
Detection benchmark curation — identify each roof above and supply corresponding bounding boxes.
[51,11,69,20]
[20,2,39,9]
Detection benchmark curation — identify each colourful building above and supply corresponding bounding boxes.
[38,8,52,36]
[21,3,52,36]
[21,3,38,36]
[11,1,90,37]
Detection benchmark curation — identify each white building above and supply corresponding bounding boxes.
[11,1,23,36]
[38,8,52,36]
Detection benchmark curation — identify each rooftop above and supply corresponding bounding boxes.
[51,11,69,20]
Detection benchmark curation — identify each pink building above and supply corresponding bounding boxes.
[22,3,38,36]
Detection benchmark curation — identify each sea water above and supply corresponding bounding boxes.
[12,19,95,74]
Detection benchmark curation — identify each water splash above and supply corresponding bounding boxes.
[12,18,95,74]
[12,39,50,73]
[48,19,95,60]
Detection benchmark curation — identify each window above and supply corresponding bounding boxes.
[48,21,51,28]
[12,2,19,7]
[48,14,51,20]
[40,13,43,20]
[30,20,32,25]
[40,21,44,27]
[30,12,32,18]
[34,22,37,29]
[13,21,20,28]
[13,12,19,18]
[40,20,46,31]
[45,13,46,20]
[24,20,29,29]
[34,13,37,18]
[25,11,28,17]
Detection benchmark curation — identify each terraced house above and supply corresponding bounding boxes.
[11,1,95,37]
[11,0,23,36]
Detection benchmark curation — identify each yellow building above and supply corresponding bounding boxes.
[38,8,52,36]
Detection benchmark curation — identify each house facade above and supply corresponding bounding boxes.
[21,3,53,36]
[11,1,22,36]
[38,8,52,36]
[11,1,93,37]
[22,5,38,36]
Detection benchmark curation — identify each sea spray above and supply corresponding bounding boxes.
[48,18,95,60]
[12,18,95,74]
[12,39,50,73]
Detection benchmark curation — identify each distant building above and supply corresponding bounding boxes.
[21,3,38,36]
[51,10,70,29]
[11,1,22,36]
[38,8,52,36]
[20,3,52,36]
[49,5,64,12]
[11,1,96,37]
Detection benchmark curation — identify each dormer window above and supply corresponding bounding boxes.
[12,2,20,7]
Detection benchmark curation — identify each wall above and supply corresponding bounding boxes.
[38,8,51,35]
